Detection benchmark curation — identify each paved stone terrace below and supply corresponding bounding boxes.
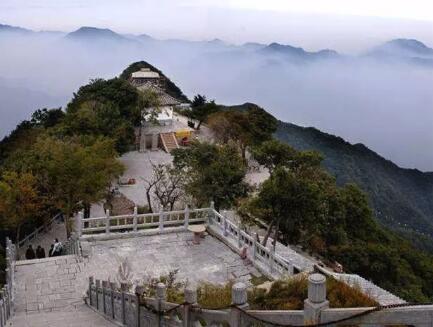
[83,231,262,286]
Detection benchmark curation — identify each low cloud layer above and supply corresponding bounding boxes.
[0,31,432,171]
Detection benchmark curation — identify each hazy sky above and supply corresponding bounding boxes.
[1,0,432,52]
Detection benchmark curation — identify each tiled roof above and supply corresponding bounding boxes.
[136,83,181,106]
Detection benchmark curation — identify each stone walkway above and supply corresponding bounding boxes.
[10,304,118,327]
[14,256,85,313]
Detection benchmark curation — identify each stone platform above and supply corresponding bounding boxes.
[83,231,261,286]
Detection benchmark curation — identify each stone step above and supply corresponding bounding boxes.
[10,304,117,327]
[14,255,86,314]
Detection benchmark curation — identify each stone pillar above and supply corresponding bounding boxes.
[102,281,109,314]
[304,273,329,325]
[159,209,164,232]
[88,276,94,306]
[184,205,189,230]
[135,286,145,327]
[221,211,228,236]
[110,282,117,320]
[105,210,110,234]
[183,285,197,327]
[252,233,258,261]
[95,280,101,311]
[237,225,242,248]
[120,282,129,325]
[77,211,84,237]
[133,206,138,232]
[269,247,275,274]
[151,134,159,151]
[156,283,166,327]
[230,282,248,327]
[208,201,215,224]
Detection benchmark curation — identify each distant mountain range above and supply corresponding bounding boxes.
[1,23,432,66]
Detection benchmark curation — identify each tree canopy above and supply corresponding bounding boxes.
[172,141,248,210]
[16,136,125,236]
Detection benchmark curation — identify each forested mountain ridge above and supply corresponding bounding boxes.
[275,121,433,252]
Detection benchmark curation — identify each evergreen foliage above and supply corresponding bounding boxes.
[119,61,189,102]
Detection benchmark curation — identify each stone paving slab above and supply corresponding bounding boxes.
[10,304,118,327]
[82,231,259,287]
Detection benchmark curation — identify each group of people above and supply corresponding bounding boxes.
[25,239,63,260]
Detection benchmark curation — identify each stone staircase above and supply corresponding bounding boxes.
[160,132,179,152]
[10,255,117,326]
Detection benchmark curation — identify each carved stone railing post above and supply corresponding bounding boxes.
[237,225,242,248]
[159,209,164,232]
[105,210,110,234]
[133,206,138,232]
[95,279,101,311]
[110,282,117,320]
[120,282,129,325]
[88,276,94,306]
[183,284,197,327]
[77,211,84,237]
[269,247,275,274]
[304,274,329,325]
[156,283,166,327]
[184,205,190,230]
[208,201,215,224]
[230,282,248,326]
[102,281,108,314]
[221,211,228,236]
[252,233,258,261]
[135,286,145,327]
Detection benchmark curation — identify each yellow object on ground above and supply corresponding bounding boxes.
[175,129,192,139]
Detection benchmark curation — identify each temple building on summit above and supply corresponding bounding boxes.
[129,68,194,153]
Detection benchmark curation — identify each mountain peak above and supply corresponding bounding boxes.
[66,26,125,41]
[387,38,429,50]
[0,23,32,34]
[370,38,433,58]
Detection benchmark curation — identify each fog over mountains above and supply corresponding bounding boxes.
[0,24,432,170]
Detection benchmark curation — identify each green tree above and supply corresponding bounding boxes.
[208,105,278,159]
[25,136,125,237]
[0,171,41,242]
[62,100,136,153]
[189,95,220,130]
[66,78,142,125]
[172,141,248,210]
[251,139,297,173]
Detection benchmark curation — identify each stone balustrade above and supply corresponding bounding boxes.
[207,207,295,279]
[87,273,433,326]
[78,206,210,237]
[0,238,16,327]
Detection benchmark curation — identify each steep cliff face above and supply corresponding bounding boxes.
[275,121,433,252]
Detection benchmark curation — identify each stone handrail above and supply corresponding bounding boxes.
[78,206,210,236]
[17,212,63,248]
[87,273,433,326]
[78,204,294,279]
[0,238,16,326]
[208,208,295,279]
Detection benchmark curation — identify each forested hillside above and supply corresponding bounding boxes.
[275,122,433,252]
